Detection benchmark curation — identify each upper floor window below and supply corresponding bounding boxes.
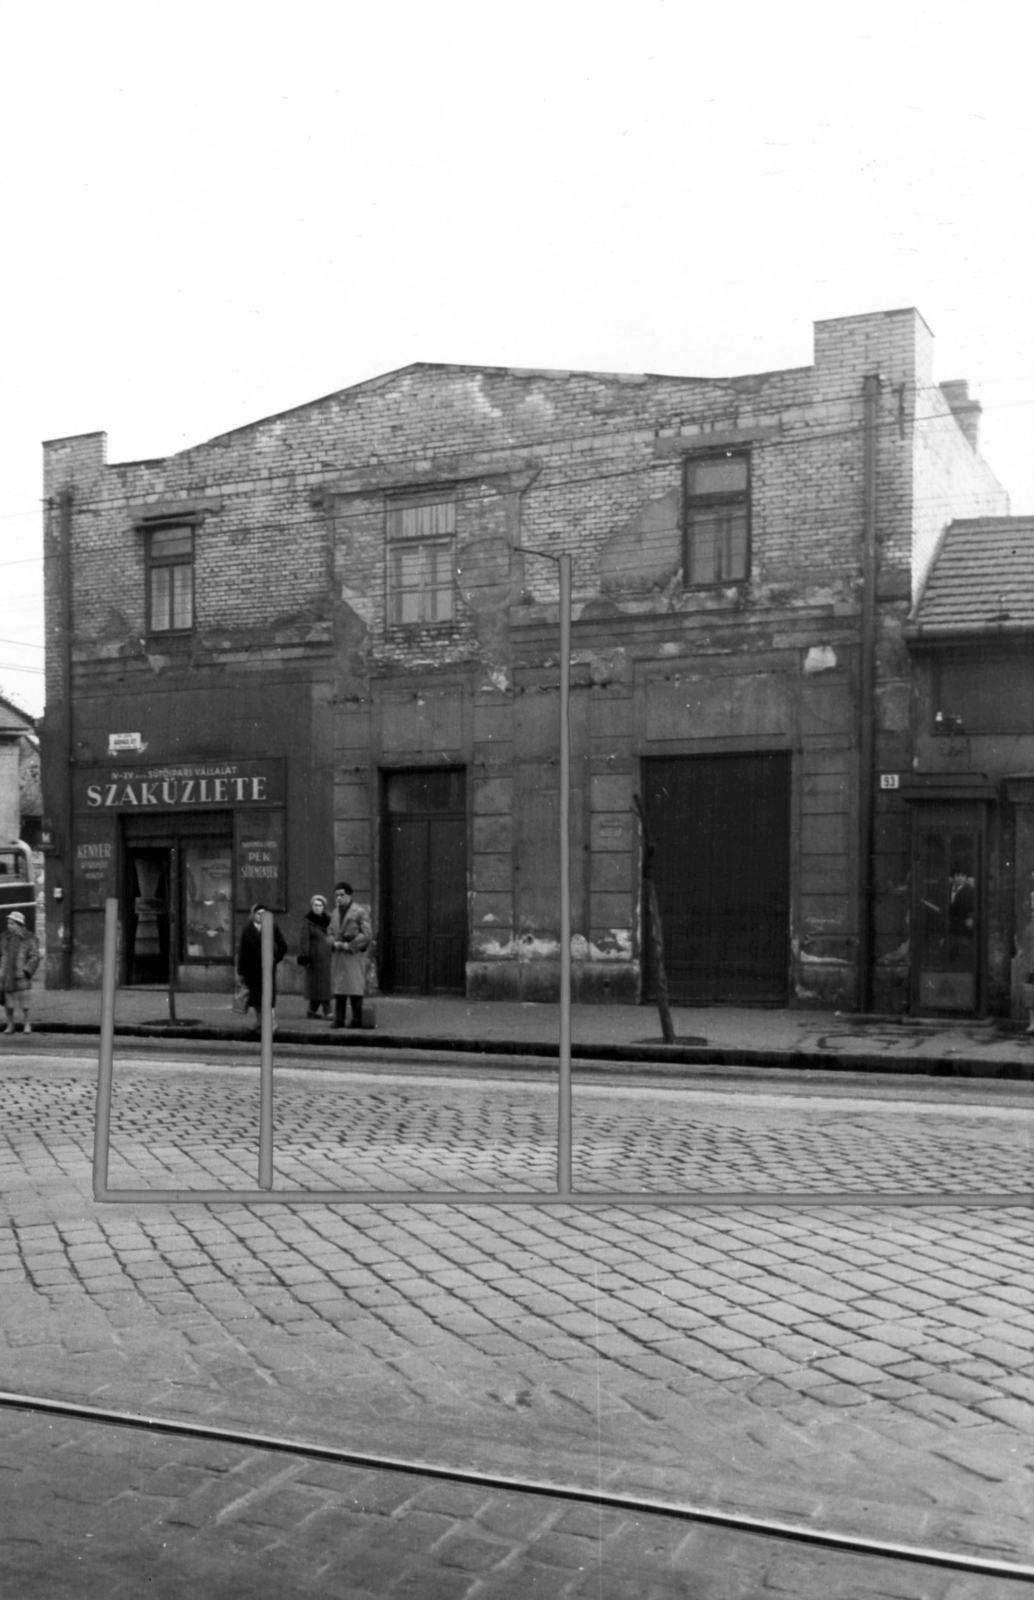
[148,525,194,632]
[683,452,750,586]
[386,498,456,625]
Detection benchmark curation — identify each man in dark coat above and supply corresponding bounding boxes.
[236,904,287,1030]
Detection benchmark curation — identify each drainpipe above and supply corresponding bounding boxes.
[59,488,75,990]
[857,373,882,1012]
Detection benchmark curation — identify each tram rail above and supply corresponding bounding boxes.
[2,1389,1031,1585]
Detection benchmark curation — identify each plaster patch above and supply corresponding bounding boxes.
[803,645,838,674]
[791,937,849,968]
[587,929,633,961]
[600,490,680,596]
[339,583,375,627]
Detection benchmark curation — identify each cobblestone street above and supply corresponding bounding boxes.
[1,1048,1032,1595]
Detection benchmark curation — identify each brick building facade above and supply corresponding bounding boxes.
[41,308,1009,1010]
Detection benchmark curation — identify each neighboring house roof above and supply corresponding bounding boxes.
[906,516,1034,640]
[0,693,36,736]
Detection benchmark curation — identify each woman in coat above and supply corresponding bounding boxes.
[298,894,332,1018]
[236,903,287,1030]
[1,911,40,1034]
[328,881,372,1028]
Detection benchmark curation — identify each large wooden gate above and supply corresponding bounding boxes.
[642,753,791,1004]
[382,768,467,994]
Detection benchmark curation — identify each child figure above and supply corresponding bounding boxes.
[1,911,40,1034]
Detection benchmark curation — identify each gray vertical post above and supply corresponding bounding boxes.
[558,553,572,1195]
[258,910,274,1189]
[167,840,179,1025]
[93,896,119,1199]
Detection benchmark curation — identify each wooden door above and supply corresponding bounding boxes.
[912,818,982,1014]
[383,770,467,994]
[643,753,791,1004]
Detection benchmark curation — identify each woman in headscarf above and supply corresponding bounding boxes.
[298,894,332,1019]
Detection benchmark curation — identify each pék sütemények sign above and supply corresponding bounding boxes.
[74,759,285,812]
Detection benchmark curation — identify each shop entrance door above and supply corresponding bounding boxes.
[913,820,982,1014]
[382,769,467,994]
[126,848,171,984]
[123,814,235,986]
[642,752,791,1004]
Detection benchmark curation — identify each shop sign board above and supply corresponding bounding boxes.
[75,759,285,812]
[236,812,286,911]
[73,816,118,908]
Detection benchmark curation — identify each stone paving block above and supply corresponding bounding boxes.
[433,1529,510,1571]
[293,1463,415,1514]
[390,1567,478,1600]
[476,1484,560,1536]
[976,1396,1034,1431]
[524,1529,601,1570]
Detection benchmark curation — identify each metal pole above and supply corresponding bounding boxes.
[558,553,572,1195]
[93,897,119,1199]
[59,490,75,990]
[258,910,274,1189]
[167,841,178,1026]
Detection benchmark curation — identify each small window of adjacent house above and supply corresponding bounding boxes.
[386,499,456,625]
[684,452,750,586]
[148,525,194,632]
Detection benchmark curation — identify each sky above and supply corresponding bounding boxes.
[1,0,1031,721]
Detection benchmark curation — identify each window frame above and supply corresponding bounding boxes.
[146,522,195,635]
[682,449,752,589]
[385,494,457,628]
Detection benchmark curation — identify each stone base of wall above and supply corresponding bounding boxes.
[790,959,855,1011]
[466,958,640,1005]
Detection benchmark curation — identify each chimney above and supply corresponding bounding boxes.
[939,380,981,450]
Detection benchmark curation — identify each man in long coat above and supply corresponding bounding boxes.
[328,881,372,1028]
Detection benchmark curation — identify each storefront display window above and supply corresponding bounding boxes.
[183,843,234,961]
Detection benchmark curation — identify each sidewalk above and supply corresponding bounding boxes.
[20,985,1034,1078]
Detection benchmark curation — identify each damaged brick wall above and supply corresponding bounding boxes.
[43,310,1010,1005]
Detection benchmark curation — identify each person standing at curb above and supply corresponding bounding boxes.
[1,911,40,1035]
[236,904,287,1033]
[298,894,333,1019]
[329,882,372,1029]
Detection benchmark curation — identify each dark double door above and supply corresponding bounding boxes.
[642,753,791,1005]
[382,769,467,994]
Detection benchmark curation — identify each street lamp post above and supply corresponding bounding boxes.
[456,538,573,1195]
[523,549,572,1195]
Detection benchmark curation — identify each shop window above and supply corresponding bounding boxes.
[148,525,194,633]
[683,452,750,586]
[183,843,233,961]
[386,499,456,625]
